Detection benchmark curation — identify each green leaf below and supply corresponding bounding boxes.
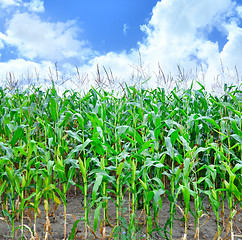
[64,159,79,168]
[10,125,27,146]
[50,97,58,122]
[147,191,154,202]
[232,163,242,173]
[86,113,103,128]
[59,111,73,127]
[66,130,82,143]
[55,187,67,205]
[68,138,92,157]
[54,163,67,182]
[154,123,164,139]
[182,186,190,206]
[116,162,124,177]
[0,158,9,165]
[14,176,21,194]
[197,176,208,184]
[153,188,165,206]
[139,178,148,191]
[0,181,7,196]
[154,163,165,168]
[78,158,86,178]
[47,161,54,176]
[116,125,129,139]
[28,140,37,157]
[183,158,190,178]
[93,202,102,232]
[67,166,76,181]
[197,116,219,130]
[92,173,103,202]
[69,218,82,240]
[75,113,84,129]
[5,166,14,183]
[169,129,179,146]
[19,192,35,211]
[165,137,173,158]
[231,134,242,144]
[127,127,144,145]
[193,147,210,159]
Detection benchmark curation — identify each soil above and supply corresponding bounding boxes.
[0,191,242,240]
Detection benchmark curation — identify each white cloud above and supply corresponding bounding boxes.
[0,0,21,8]
[1,0,242,92]
[219,23,242,83]
[0,12,91,61]
[69,51,137,91]
[0,35,4,49]
[221,24,242,66]
[123,24,129,36]
[138,0,233,71]
[77,0,242,91]
[0,0,44,12]
[24,0,44,13]
[0,58,53,84]
[0,59,73,95]
[237,6,242,17]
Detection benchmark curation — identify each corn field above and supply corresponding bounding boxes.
[0,82,242,240]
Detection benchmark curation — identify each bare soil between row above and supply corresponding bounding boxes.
[1,192,242,240]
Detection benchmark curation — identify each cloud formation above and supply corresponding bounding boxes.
[79,0,242,90]
[0,0,21,8]
[0,0,44,12]
[0,58,53,85]
[123,24,129,36]
[23,0,44,13]
[0,0,242,91]
[0,12,91,61]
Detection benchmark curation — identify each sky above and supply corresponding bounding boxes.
[0,0,242,92]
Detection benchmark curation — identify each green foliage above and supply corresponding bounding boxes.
[0,82,241,239]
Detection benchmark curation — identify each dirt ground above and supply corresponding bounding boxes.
[0,192,242,240]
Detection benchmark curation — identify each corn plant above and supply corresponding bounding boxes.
[0,81,241,240]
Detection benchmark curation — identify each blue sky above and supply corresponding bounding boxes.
[0,0,242,91]
[44,0,158,54]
